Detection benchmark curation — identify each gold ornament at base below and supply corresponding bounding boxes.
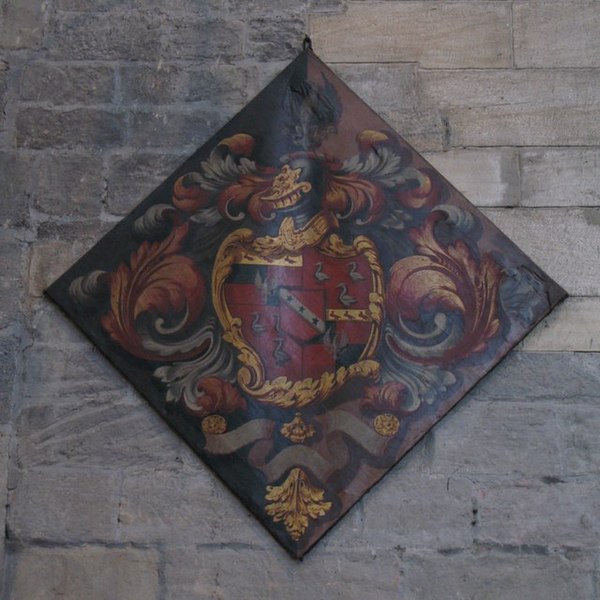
[373,413,400,437]
[265,467,331,541]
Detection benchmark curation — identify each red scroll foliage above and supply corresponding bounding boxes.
[186,377,247,417]
[323,171,386,223]
[386,213,503,364]
[217,171,278,222]
[101,224,206,361]
[361,381,409,413]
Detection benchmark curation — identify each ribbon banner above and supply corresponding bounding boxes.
[47,42,566,558]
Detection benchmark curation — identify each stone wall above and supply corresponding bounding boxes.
[1,1,599,598]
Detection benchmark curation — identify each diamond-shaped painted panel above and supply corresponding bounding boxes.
[47,49,566,558]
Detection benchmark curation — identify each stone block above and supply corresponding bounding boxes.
[420,69,600,146]
[33,154,104,218]
[163,545,289,600]
[36,218,112,245]
[56,0,128,9]
[0,0,45,49]
[133,0,222,11]
[30,301,87,346]
[0,333,20,423]
[560,406,600,476]
[472,351,600,404]
[19,63,114,104]
[1,70,8,132]
[0,151,34,228]
[343,473,474,551]
[519,298,600,352]
[247,17,307,61]
[16,392,196,471]
[27,240,88,298]
[331,63,418,113]
[380,109,446,153]
[0,229,26,330]
[163,545,402,600]
[8,545,159,600]
[429,400,562,478]
[57,0,218,8]
[16,107,126,149]
[118,469,265,546]
[280,548,404,599]
[21,344,128,408]
[120,63,186,105]
[106,152,187,215]
[482,208,600,296]
[400,548,595,600]
[424,148,519,207]
[420,68,600,110]
[514,1,600,68]
[129,109,219,149]
[242,0,313,13]
[160,18,243,60]
[50,12,161,61]
[308,0,345,13]
[186,64,250,104]
[7,468,120,542]
[447,105,600,147]
[476,478,600,549]
[0,427,8,580]
[311,2,512,68]
[521,147,600,207]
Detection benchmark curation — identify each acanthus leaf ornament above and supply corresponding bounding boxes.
[385,209,503,364]
[265,468,332,542]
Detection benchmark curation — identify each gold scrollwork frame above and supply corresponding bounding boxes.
[212,213,384,408]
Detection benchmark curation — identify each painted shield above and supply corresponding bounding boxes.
[46,46,567,558]
[214,215,384,407]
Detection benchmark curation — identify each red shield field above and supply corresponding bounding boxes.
[222,237,379,389]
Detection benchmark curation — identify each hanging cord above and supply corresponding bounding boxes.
[302,35,313,52]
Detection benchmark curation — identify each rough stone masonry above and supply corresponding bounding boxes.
[1,1,600,598]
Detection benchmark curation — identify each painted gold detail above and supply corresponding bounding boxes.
[238,252,303,267]
[326,308,370,321]
[212,212,384,408]
[265,467,331,541]
[202,414,227,435]
[373,413,400,437]
[260,164,312,209]
[280,413,316,444]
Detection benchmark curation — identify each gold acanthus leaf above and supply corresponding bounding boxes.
[265,468,332,541]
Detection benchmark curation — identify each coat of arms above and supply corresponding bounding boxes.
[47,46,566,557]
